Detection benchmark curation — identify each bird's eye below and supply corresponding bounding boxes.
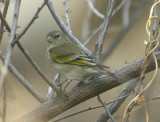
[55,35,60,39]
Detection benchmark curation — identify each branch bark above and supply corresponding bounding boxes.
[17,51,160,122]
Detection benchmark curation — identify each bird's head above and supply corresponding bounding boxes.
[46,30,68,46]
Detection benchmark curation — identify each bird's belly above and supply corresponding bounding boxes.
[51,62,100,81]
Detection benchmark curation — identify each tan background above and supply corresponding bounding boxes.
[0,0,160,122]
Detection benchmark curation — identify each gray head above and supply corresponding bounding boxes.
[46,30,69,46]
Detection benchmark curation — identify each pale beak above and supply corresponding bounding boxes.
[46,36,53,43]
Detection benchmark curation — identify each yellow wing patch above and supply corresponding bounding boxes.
[50,53,72,63]
[49,52,96,66]
[69,59,88,66]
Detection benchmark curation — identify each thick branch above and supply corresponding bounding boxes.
[18,51,160,122]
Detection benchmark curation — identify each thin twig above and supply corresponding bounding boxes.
[102,0,149,60]
[97,95,116,122]
[82,0,96,41]
[84,0,126,46]
[12,0,47,46]
[0,51,45,103]
[63,0,72,33]
[2,82,6,122]
[0,11,11,32]
[51,92,132,122]
[153,0,160,52]
[0,0,10,43]
[96,78,138,122]
[94,0,116,62]
[46,0,91,56]
[46,74,61,99]
[0,0,21,93]
[122,0,131,28]
[86,0,104,19]
[84,24,102,46]
[112,0,127,17]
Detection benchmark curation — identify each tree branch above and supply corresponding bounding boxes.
[17,51,160,122]
[0,51,45,103]
[0,0,10,43]
[0,0,21,92]
[12,0,47,46]
[94,0,116,62]
[86,0,104,19]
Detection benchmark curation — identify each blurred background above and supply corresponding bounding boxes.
[0,0,160,122]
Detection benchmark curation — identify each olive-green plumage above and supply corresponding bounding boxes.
[46,30,114,81]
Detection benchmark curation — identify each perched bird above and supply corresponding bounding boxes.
[46,30,115,82]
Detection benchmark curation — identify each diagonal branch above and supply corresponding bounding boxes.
[0,0,10,43]
[94,0,116,62]
[12,0,47,46]
[17,51,160,122]
[0,51,45,103]
[63,0,72,33]
[0,0,21,92]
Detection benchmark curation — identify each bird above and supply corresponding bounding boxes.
[46,30,115,82]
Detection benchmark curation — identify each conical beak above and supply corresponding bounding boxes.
[46,37,52,43]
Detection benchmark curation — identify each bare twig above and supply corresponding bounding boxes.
[0,11,11,33]
[94,0,116,62]
[0,0,10,43]
[2,83,6,122]
[17,51,160,122]
[153,0,160,52]
[102,0,149,60]
[0,51,45,103]
[46,74,61,99]
[84,0,126,46]
[46,0,91,56]
[82,0,96,41]
[96,78,139,122]
[122,0,131,28]
[97,95,116,122]
[12,0,47,46]
[0,0,21,93]
[146,95,160,101]
[112,0,127,17]
[63,0,72,33]
[86,0,104,19]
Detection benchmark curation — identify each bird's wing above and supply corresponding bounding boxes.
[49,52,97,66]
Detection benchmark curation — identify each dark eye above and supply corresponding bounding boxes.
[55,35,60,39]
